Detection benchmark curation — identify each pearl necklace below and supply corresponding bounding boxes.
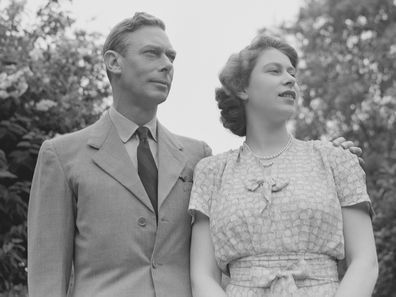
[244,134,293,160]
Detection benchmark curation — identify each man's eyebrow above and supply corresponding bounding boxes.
[141,44,176,54]
[140,44,161,51]
[166,49,177,57]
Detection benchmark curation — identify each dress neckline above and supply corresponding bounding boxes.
[242,135,295,161]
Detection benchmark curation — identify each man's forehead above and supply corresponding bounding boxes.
[125,27,174,49]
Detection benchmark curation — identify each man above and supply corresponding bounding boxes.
[27,12,362,297]
[28,12,211,297]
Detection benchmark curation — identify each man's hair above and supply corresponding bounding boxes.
[102,12,166,80]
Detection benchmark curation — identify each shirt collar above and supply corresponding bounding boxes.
[109,106,158,143]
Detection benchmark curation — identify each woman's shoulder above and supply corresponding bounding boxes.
[194,148,239,174]
[294,138,342,154]
[295,138,359,167]
[293,138,331,148]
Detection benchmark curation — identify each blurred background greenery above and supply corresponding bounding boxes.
[0,0,395,296]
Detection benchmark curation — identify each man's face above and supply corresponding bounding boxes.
[118,26,176,109]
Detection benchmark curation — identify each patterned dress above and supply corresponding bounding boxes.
[188,138,373,297]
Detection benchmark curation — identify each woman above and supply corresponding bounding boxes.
[188,34,378,297]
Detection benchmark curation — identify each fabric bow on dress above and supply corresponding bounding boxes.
[244,177,289,212]
[251,259,310,297]
[229,255,339,297]
[249,258,310,297]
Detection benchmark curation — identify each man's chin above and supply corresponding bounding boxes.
[155,98,167,106]
[148,93,168,105]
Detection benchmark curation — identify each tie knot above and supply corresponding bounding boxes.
[136,126,150,141]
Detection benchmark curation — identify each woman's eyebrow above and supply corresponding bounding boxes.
[263,62,296,72]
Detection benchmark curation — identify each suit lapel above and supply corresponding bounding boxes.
[88,112,154,212]
[157,122,186,208]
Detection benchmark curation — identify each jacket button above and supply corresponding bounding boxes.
[151,260,157,269]
[137,217,146,227]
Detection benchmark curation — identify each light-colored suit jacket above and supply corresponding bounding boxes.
[27,111,212,297]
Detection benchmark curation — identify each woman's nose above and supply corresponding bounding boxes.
[283,72,296,87]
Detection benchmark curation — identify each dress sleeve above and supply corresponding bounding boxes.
[188,156,219,221]
[329,146,374,218]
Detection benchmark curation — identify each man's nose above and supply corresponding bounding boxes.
[160,54,173,73]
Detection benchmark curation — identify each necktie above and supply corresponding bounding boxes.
[136,126,158,219]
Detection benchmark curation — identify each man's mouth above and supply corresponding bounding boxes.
[150,80,170,87]
[278,90,296,100]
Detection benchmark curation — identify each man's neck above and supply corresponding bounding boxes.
[111,86,158,125]
[112,101,157,126]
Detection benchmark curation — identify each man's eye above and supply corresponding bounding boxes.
[145,50,157,56]
[269,69,280,74]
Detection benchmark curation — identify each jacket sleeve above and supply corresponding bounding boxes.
[27,140,75,297]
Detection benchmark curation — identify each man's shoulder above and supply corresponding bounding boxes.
[171,132,204,147]
[45,114,107,152]
[160,127,212,163]
[159,124,209,150]
[48,122,95,145]
[172,132,212,158]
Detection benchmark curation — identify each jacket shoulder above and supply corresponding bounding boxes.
[43,116,104,154]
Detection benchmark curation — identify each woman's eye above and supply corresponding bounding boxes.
[269,69,280,74]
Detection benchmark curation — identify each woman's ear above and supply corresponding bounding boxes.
[237,90,248,101]
[104,50,122,75]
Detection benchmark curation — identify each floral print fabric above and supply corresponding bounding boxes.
[189,138,372,297]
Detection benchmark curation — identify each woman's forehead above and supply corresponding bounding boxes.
[256,48,294,67]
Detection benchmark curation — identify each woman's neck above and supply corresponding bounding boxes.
[245,120,290,157]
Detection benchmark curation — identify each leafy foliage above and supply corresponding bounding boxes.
[284,0,396,295]
[1,0,395,296]
[0,0,110,294]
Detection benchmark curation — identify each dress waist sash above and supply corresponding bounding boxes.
[229,253,339,295]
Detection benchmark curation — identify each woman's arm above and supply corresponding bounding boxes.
[335,205,378,297]
[190,212,227,297]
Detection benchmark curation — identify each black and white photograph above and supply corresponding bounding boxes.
[0,0,395,296]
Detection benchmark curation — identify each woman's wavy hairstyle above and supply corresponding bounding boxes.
[215,34,298,136]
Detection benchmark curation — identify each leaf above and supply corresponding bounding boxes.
[0,170,17,179]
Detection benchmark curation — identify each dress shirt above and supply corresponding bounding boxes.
[109,106,158,168]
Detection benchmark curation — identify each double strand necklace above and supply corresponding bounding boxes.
[245,134,293,161]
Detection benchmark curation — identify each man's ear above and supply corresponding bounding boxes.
[104,50,122,75]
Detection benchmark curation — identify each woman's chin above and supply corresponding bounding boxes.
[275,106,296,121]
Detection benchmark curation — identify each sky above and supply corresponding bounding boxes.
[25,0,304,153]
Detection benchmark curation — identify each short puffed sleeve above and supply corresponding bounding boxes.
[188,156,223,221]
[328,145,374,217]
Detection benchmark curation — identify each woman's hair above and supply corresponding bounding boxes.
[215,34,298,136]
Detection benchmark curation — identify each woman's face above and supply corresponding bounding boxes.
[242,48,299,124]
